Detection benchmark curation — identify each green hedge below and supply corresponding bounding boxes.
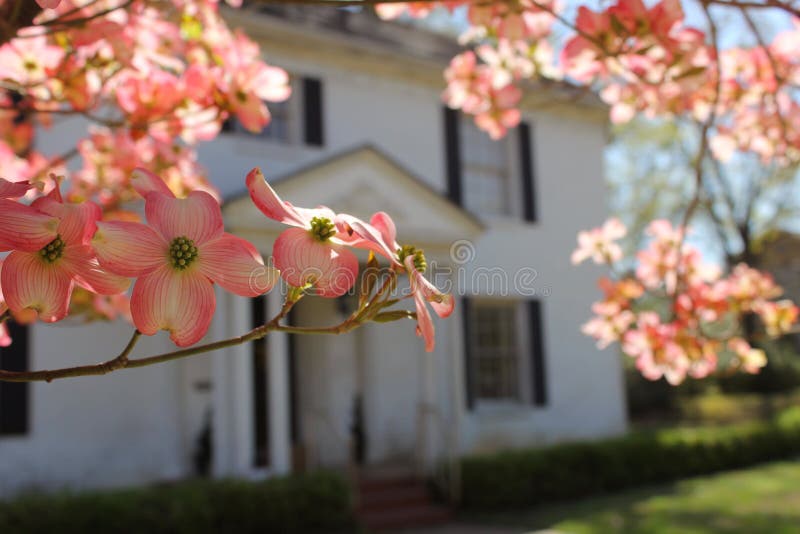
[0,472,355,533]
[461,407,800,509]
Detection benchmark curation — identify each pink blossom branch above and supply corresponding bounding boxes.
[13,0,136,39]
[705,0,800,18]
[672,2,724,297]
[0,271,409,383]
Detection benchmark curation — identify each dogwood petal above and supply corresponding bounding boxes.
[131,167,175,198]
[413,289,435,352]
[62,245,130,295]
[273,227,358,297]
[1,250,73,323]
[0,323,10,347]
[246,167,308,227]
[145,191,223,245]
[33,195,101,245]
[36,0,62,8]
[131,265,216,347]
[335,213,398,262]
[0,178,32,199]
[0,199,59,252]
[314,246,359,298]
[371,212,398,249]
[405,256,455,318]
[198,233,278,297]
[93,221,167,277]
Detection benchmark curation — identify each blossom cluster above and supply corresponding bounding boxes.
[0,0,292,320]
[0,169,453,352]
[379,0,557,139]
[573,218,798,385]
[0,0,289,209]
[379,0,800,168]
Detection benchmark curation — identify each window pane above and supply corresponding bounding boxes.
[261,100,290,142]
[470,301,521,402]
[460,118,511,217]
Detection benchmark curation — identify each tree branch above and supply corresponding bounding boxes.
[0,271,406,383]
[705,0,800,18]
[0,330,141,383]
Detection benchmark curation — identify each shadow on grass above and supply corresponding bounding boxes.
[461,460,800,534]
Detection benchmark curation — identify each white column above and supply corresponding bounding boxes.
[229,293,253,475]
[267,289,292,475]
[211,291,252,477]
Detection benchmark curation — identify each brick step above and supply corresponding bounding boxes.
[357,476,420,493]
[357,483,430,510]
[358,503,452,531]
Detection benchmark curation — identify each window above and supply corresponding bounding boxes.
[463,298,547,408]
[0,321,29,436]
[460,118,512,217]
[443,108,537,222]
[230,98,292,142]
[225,93,295,144]
[223,77,324,147]
[467,300,525,403]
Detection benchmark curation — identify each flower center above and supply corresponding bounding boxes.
[309,216,336,242]
[169,236,198,270]
[39,235,65,264]
[398,244,427,273]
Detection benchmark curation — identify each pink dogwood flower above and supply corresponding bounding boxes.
[728,338,767,374]
[246,167,359,298]
[755,299,798,337]
[571,217,627,265]
[337,211,455,352]
[0,188,129,323]
[93,168,278,346]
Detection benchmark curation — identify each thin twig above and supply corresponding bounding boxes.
[13,0,136,39]
[672,2,724,297]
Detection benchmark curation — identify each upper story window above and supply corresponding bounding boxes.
[223,77,324,148]
[460,118,512,217]
[227,97,294,143]
[444,108,537,222]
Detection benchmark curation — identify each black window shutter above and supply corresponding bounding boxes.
[519,121,537,222]
[461,297,475,411]
[527,300,547,406]
[443,106,462,205]
[221,116,234,133]
[303,77,324,147]
[0,321,30,436]
[251,296,270,467]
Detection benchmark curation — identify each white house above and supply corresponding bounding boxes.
[0,6,627,497]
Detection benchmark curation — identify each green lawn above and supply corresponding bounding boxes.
[466,459,800,534]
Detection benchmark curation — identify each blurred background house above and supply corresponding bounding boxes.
[0,5,624,513]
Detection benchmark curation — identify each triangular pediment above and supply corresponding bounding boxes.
[223,145,483,255]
